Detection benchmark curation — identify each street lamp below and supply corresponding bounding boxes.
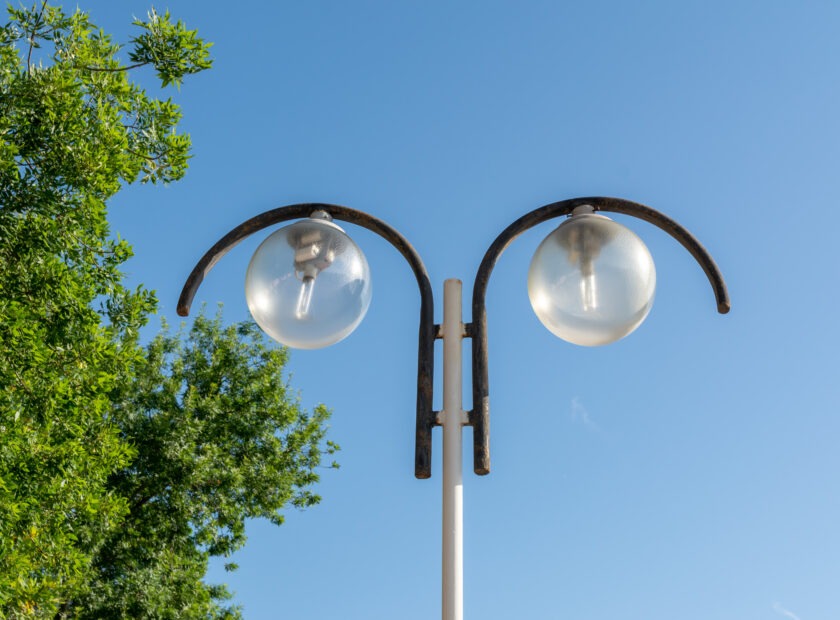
[178,196,729,620]
[244,212,372,349]
[527,204,657,346]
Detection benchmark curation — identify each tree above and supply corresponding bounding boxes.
[73,315,334,620]
[0,4,335,618]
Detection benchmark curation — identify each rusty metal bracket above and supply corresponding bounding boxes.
[469,196,730,475]
[177,203,438,479]
[178,197,729,482]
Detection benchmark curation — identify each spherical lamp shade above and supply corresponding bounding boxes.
[528,213,656,346]
[245,217,372,349]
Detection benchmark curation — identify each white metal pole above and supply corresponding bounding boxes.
[441,278,466,620]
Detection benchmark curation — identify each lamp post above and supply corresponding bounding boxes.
[178,196,729,620]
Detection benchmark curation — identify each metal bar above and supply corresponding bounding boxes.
[176,203,438,479]
[469,196,731,475]
[441,279,466,620]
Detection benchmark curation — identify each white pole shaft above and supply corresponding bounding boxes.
[442,279,465,620]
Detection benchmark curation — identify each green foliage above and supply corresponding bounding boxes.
[72,315,335,619]
[0,4,334,618]
[129,9,213,88]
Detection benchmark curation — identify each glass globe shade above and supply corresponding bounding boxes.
[245,217,372,349]
[528,213,656,346]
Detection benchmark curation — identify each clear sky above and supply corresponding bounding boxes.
[90,1,839,619]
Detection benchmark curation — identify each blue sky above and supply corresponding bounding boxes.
[88,1,840,618]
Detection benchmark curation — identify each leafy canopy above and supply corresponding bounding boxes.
[0,4,335,618]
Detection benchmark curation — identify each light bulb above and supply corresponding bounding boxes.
[295,276,316,318]
[528,211,656,346]
[581,266,597,311]
[245,215,372,349]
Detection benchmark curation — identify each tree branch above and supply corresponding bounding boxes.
[126,147,166,163]
[79,62,149,73]
[26,1,49,76]
[130,493,155,514]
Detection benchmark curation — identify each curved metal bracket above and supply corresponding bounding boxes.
[469,196,730,475]
[177,203,438,479]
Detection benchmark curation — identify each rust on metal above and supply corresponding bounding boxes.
[177,203,438,479]
[469,196,730,476]
[179,197,730,481]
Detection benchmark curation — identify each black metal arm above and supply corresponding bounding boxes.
[178,197,729,480]
[177,203,438,479]
[468,196,730,475]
